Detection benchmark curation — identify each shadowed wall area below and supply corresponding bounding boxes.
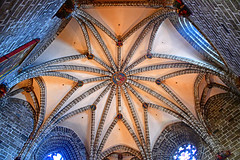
[0,98,34,160]
[31,126,87,160]
[204,93,240,159]
[152,122,204,160]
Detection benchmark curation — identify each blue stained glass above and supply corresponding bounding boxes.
[173,144,197,160]
[45,153,64,160]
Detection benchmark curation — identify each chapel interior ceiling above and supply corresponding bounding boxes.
[1,2,240,160]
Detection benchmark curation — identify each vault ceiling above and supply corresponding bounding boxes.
[4,5,240,160]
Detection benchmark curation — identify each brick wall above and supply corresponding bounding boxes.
[205,93,240,160]
[32,126,87,160]
[0,98,34,160]
[152,122,204,160]
[0,0,67,65]
[183,0,240,75]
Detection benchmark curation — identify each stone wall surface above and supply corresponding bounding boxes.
[32,126,87,160]
[0,98,34,160]
[152,122,204,160]
[0,0,67,66]
[205,93,240,160]
[183,0,240,75]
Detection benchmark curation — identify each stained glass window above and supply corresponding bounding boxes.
[173,144,197,160]
[45,153,64,160]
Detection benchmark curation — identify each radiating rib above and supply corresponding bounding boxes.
[90,84,113,160]
[74,9,118,42]
[159,83,206,134]
[122,8,174,41]
[29,90,40,117]
[93,84,113,105]
[209,82,240,97]
[130,79,216,148]
[10,65,112,88]
[124,83,144,103]
[30,81,111,156]
[160,82,197,115]
[29,105,90,158]
[127,79,187,117]
[121,16,165,72]
[8,72,80,88]
[148,103,182,120]
[93,56,114,73]
[90,110,95,160]
[97,118,118,153]
[147,20,162,53]
[117,86,122,113]
[121,117,146,159]
[83,76,110,83]
[159,69,206,81]
[200,85,210,116]
[34,77,46,132]
[194,74,206,125]
[219,76,240,96]
[54,105,90,125]
[21,77,47,158]
[148,103,206,141]
[78,19,93,53]
[30,65,111,76]
[148,103,206,139]
[124,56,146,73]
[93,86,116,159]
[39,82,80,135]
[210,83,229,92]
[128,75,155,82]
[117,47,121,71]
[49,80,111,128]
[122,85,148,157]
[23,54,86,71]
[127,63,202,76]
[74,16,118,72]
[124,83,151,159]
[144,108,151,159]
[151,53,222,74]
[77,18,114,73]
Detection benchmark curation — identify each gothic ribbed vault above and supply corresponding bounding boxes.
[0,2,240,160]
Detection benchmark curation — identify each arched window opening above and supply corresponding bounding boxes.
[45,153,64,160]
[173,144,197,160]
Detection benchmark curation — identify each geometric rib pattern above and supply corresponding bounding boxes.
[2,7,240,160]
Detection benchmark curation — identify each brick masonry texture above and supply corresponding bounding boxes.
[152,122,204,160]
[205,93,240,160]
[0,0,67,63]
[31,126,87,160]
[0,98,34,160]
[183,0,240,75]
